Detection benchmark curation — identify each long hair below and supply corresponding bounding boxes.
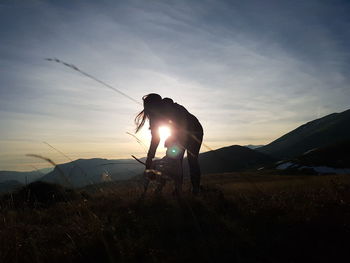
[135,93,162,133]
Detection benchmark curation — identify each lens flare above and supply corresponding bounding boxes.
[166,145,182,158]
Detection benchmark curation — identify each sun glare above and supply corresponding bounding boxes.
[159,126,171,142]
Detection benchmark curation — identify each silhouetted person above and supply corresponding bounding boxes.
[135,93,204,194]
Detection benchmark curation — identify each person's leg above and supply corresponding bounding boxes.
[174,157,183,195]
[187,132,203,194]
[165,143,185,195]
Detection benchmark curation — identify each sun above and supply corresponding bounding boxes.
[158,126,171,142]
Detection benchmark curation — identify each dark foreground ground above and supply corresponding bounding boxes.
[1,172,350,263]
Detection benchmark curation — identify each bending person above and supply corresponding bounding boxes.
[135,93,204,194]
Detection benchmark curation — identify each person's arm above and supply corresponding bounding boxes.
[146,120,160,169]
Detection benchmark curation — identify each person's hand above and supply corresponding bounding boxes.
[145,157,153,169]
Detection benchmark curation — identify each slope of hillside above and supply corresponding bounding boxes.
[257,109,350,158]
[183,145,275,175]
[296,140,350,168]
[244,144,265,149]
[274,140,350,175]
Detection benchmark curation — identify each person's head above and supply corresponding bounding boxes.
[143,93,162,114]
[135,93,163,133]
[162,97,173,104]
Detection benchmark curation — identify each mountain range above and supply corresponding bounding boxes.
[1,108,349,190]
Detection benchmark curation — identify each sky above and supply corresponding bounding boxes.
[1,0,350,171]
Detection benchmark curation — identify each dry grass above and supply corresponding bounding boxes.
[1,172,350,263]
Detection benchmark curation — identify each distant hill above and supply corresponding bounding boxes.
[41,158,144,187]
[0,180,23,194]
[0,170,44,184]
[184,145,275,175]
[257,109,350,159]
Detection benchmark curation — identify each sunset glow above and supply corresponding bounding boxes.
[159,126,171,142]
[1,1,349,171]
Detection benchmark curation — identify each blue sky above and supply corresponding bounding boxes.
[1,0,350,171]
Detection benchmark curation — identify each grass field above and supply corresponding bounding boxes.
[1,172,350,263]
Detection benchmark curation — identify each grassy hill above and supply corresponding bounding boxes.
[257,108,350,159]
[1,172,350,263]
